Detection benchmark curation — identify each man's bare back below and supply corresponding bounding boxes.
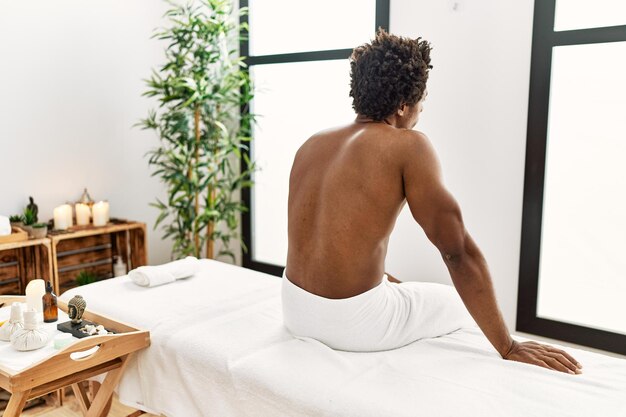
[286,121,408,299]
[284,29,582,375]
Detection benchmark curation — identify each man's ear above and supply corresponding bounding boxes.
[397,104,406,117]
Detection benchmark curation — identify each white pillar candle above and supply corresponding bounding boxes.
[92,201,110,227]
[25,279,45,314]
[10,303,23,322]
[54,204,72,230]
[65,204,73,228]
[75,203,91,226]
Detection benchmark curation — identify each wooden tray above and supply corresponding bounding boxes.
[0,295,150,416]
[0,227,28,245]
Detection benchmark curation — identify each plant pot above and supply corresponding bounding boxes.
[31,225,48,239]
[21,225,33,237]
[10,221,24,229]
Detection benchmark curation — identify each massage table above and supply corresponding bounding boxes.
[60,259,626,417]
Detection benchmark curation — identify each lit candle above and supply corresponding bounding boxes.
[92,201,110,227]
[25,279,45,315]
[75,203,91,226]
[54,204,73,230]
[65,204,73,228]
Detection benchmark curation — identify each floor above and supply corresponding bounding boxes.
[18,393,160,417]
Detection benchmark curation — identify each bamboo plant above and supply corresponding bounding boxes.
[139,0,256,260]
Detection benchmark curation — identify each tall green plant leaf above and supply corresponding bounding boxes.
[140,0,256,259]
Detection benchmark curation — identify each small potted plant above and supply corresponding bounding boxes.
[22,208,36,237]
[31,222,48,239]
[75,270,97,286]
[9,215,23,228]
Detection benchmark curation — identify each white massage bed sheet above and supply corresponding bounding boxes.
[60,260,626,417]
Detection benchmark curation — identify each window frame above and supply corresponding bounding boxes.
[518,0,626,355]
[239,0,390,277]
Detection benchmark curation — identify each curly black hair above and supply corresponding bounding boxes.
[349,29,432,121]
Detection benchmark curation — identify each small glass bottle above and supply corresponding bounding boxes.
[42,281,58,323]
[113,256,127,277]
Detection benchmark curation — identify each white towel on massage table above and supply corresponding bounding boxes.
[0,215,11,236]
[60,260,626,417]
[128,256,199,287]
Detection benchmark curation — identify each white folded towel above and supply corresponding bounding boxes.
[129,256,200,287]
[0,216,11,236]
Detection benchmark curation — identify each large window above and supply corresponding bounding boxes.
[519,0,626,355]
[241,1,390,276]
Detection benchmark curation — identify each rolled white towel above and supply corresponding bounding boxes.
[0,216,11,236]
[129,256,200,287]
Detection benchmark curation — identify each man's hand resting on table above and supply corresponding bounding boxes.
[503,340,583,375]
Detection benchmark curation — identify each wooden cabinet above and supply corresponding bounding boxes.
[0,239,53,295]
[49,221,147,294]
[0,220,146,296]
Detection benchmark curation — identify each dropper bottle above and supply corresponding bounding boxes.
[42,281,58,323]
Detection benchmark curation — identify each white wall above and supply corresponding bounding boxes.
[0,1,174,265]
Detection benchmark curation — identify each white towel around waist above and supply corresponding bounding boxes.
[281,270,476,352]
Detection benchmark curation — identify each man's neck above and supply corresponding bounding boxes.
[355,114,394,127]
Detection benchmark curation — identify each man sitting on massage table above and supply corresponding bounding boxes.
[282,29,583,375]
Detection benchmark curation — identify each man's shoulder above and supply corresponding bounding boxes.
[303,124,348,143]
[295,124,356,155]
[309,123,357,142]
[388,129,434,162]
[388,129,442,182]
[395,128,430,146]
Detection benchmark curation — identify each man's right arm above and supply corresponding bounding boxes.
[400,130,582,374]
